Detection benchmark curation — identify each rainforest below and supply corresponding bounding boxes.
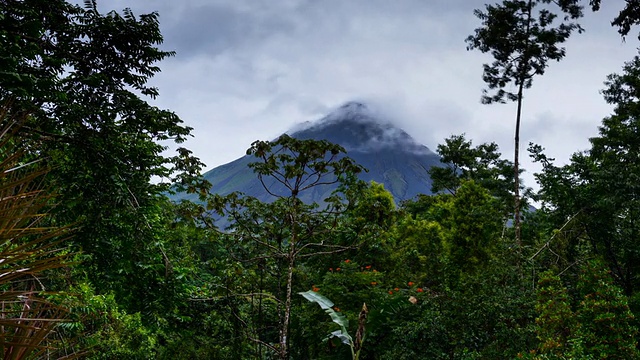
[2,0,640,359]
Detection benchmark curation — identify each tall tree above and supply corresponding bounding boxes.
[207,135,365,359]
[466,0,582,247]
[0,0,207,313]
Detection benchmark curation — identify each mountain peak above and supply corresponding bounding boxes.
[335,101,370,114]
[184,100,442,205]
[290,101,433,156]
[322,101,375,124]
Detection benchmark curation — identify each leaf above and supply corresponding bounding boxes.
[0,106,79,359]
[299,290,334,310]
[327,307,350,329]
[299,290,351,336]
[328,329,352,345]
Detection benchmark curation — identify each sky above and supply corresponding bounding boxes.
[97,0,637,189]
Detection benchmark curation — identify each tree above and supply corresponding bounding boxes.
[444,181,503,275]
[531,53,640,295]
[528,264,639,359]
[428,134,515,216]
[534,270,575,358]
[466,0,582,247]
[351,181,396,229]
[588,0,640,40]
[0,0,207,316]
[206,135,365,359]
[572,261,639,359]
[386,215,445,290]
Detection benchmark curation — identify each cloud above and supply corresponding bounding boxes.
[163,4,296,57]
[84,0,640,183]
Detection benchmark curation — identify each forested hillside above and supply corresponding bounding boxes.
[2,0,640,359]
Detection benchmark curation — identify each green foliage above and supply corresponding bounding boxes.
[351,181,396,228]
[301,179,535,359]
[7,1,640,358]
[535,270,575,357]
[300,290,370,360]
[299,291,352,345]
[466,0,583,245]
[247,134,364,195]
[56,282,159,359]
[1,0,207,318]
[1,0,205,192]
[587,0,640,39]
[0,1,212,356]
[528,263,640,359]
[429,134,515,209]
[206,135,368,359]
[370,265,536,360]
[466,1,582,105]
[406,180,503,279]
[443,181,503,275]
[573,261,639,359]
[387,216,444,289]
[532,53,640,294]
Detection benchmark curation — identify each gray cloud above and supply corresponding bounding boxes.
[164,4,296,57]
[86,0,640,187]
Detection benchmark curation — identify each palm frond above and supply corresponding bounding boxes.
[0,104,79,359]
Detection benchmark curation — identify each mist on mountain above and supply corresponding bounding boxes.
[177,101,442,204]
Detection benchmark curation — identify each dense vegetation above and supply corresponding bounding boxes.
[2,0,640,358]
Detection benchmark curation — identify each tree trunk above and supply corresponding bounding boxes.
[279,198,298,360]
[514,83,523,251]
[514,0,533,253]
[278,252,295,359]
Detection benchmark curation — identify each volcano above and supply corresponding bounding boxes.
[187,102,441,204]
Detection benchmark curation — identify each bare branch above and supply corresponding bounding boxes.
[528,210,581,261]
[296,243,355,258]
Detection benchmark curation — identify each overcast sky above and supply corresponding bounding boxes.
[99,0,637,189]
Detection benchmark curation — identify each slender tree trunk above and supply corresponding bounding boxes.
[514,83,523,250]
[257,260,264,358]
[279,251,295,359]
[279,199,298,360]
[514,0,533,253]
